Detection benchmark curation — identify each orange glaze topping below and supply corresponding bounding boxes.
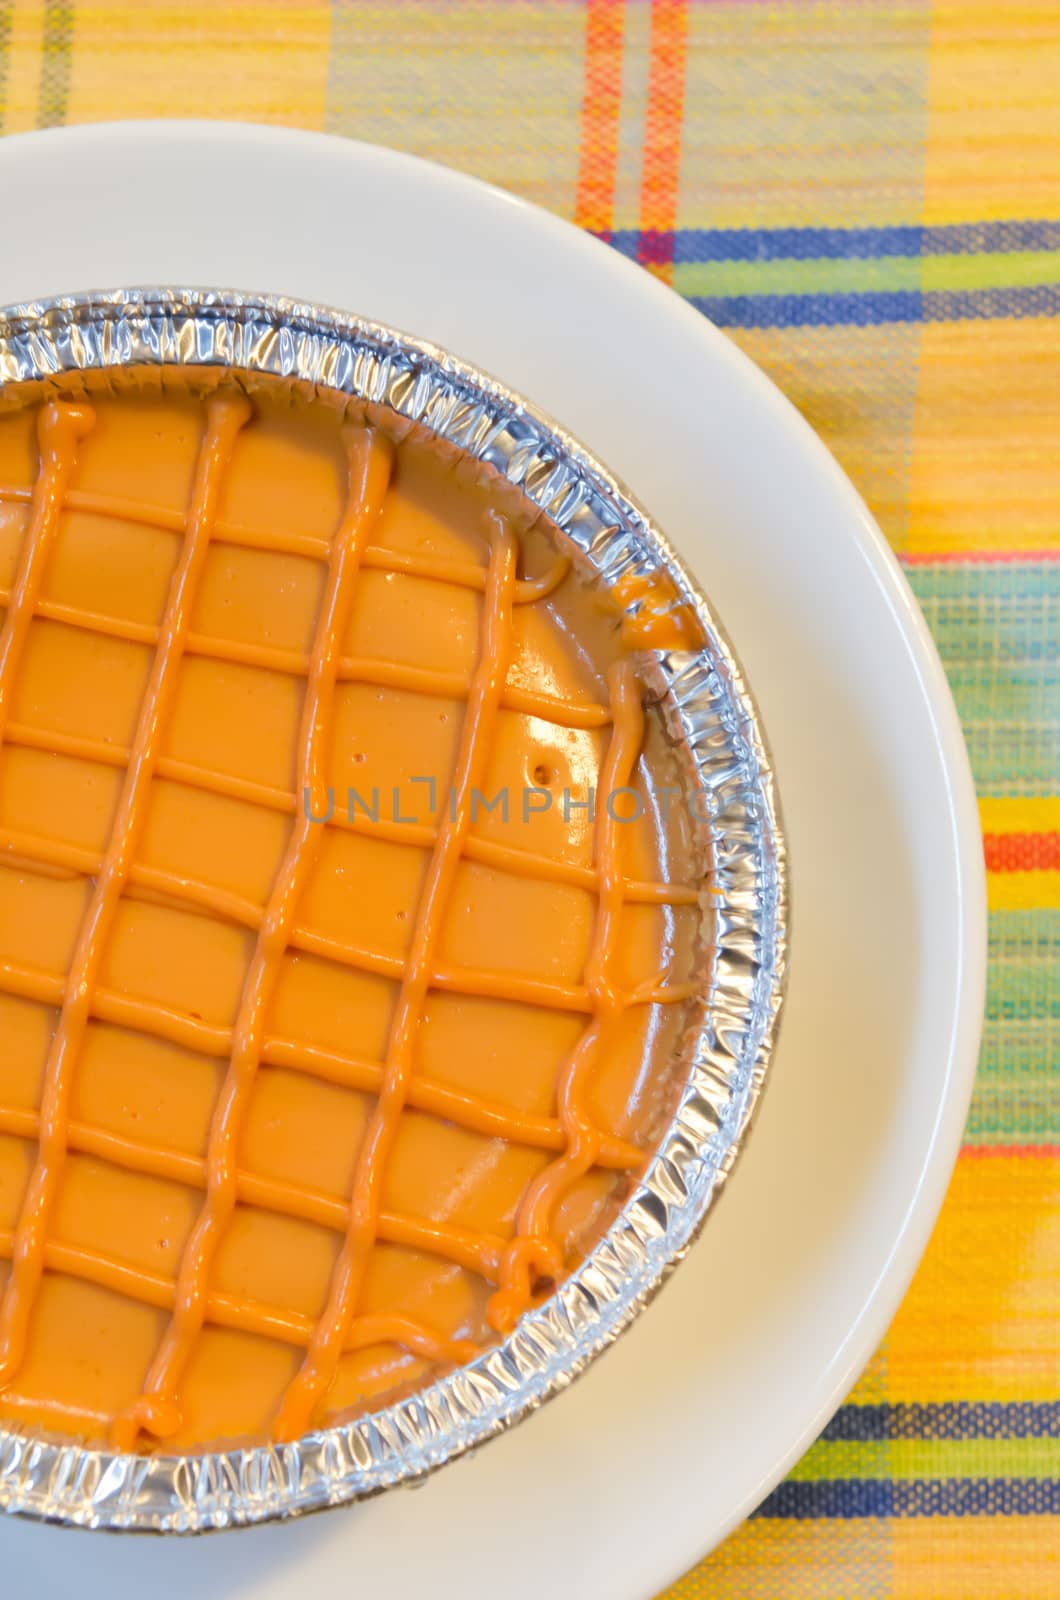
[0,372,701,1451]
[611,569,706,653]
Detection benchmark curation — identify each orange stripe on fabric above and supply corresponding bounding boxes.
[960,1145,1060,1160]
[574,0,625,233]
[981,800,1060,907]
[901,548,1060,565]
[638,0,688,282]
[984,833,1060,871]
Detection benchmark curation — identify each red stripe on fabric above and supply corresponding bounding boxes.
[959,1144,1060,1160]
[899,547,1060,565]
[575,0,626,235]
[638,0,688,282]
[983,832,1060,871]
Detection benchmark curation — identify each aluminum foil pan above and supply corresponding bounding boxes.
[0,289,787,1532]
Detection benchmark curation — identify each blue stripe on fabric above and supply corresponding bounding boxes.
[823,1401,1060,1443]
[603,220,1060,263]
[755,1478,1060,1520]
[687,286,1060,329]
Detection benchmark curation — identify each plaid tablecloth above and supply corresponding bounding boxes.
[1,3,1057,1593]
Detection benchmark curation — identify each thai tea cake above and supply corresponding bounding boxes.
[0,370,705,1451]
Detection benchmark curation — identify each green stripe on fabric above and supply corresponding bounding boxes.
[673,251,1060,300]
[788,1437,1060,1482]
[905,565,1060,796]
[921,252,1060,292]
[37,1,73,129]
[906,561,1060,1146]
[968,909,1060,1145]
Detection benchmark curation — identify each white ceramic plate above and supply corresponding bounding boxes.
[0,123,984,1600]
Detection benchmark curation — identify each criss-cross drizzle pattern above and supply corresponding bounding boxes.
[0,386,699,1447]
[276,509,519,1441]
[110,423,395,1451]
[487,659,645,1335]
[0,393,251,1388]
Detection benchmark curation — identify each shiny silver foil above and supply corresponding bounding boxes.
[0,290,787,1532]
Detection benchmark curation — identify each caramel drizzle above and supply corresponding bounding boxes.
[0,969,644,1169]
[0,585,609,733]
[0,394,252,1388]
[0,1105,503,1278]
[487,661,644,1334]
[0,406,95,744]
[110,427,394,1450]
[0,1231,476,1367]
[272,512,518,1442]
[0,481,571,599]
[0,744,697,908]
[0,936,690,1027]
[610,570,706,653]
[0,397,699,1447]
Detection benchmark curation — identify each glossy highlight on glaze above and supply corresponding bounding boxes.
[0,375,702,1451]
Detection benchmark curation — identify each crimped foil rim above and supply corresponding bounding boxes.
[0,289,787,1532]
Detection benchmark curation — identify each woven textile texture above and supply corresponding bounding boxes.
[0,2,1057,1594]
